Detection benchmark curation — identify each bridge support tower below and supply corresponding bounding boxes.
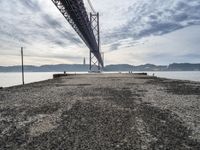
[89,13,103,72]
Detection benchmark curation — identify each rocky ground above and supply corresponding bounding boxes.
[0,73,200,150]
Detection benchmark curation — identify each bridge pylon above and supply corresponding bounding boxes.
[89,12,103,73]
[52,0,104,70]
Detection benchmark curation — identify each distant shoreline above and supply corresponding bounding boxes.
[0,70,200,73]
[0,63,200,72]
[0,72,200,88]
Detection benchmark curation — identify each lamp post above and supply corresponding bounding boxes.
[21,47,24,85]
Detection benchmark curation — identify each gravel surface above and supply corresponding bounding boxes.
[0,73,200,149]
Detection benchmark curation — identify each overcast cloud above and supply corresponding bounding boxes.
[0,0,200,65]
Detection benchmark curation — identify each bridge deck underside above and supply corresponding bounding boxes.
[52,0,103,66]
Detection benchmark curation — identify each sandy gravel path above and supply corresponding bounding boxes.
[0,73,200,149]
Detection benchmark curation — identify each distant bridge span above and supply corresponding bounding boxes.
[51,0,103,69]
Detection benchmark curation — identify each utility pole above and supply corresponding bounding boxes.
[83,57,86,65]
[21,47,24,85]
[102,52,104,68]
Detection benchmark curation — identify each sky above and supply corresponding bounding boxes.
[0,0,200,66]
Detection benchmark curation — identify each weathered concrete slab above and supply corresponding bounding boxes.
[0,73,200,149]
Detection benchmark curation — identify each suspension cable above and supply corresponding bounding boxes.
[87,0,96,13]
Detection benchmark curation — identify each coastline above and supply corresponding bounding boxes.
[0,71,200,88]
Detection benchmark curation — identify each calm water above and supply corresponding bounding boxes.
[0,72,60,87]
[0,71,199,87]
[146,71,200,82]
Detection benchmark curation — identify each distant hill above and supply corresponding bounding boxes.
[104,64,167,71]
[134,64,167,71]
[168,63,200,71]
[0,63,199,72]
[104,64,134,71]
[0,64,89,72]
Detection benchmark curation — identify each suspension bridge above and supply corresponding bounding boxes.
[51,0,103,72]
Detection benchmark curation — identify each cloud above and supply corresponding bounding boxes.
[109,43,121,51]
[0,0,200,65]
[19,0,41,12]
[0,0,82,49]
[101,0,200,49]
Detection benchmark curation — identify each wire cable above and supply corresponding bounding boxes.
[87,0,96,13]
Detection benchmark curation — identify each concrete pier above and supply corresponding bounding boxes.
[0,73,200,149]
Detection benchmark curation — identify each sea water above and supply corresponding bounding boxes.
[0,71,199,87]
